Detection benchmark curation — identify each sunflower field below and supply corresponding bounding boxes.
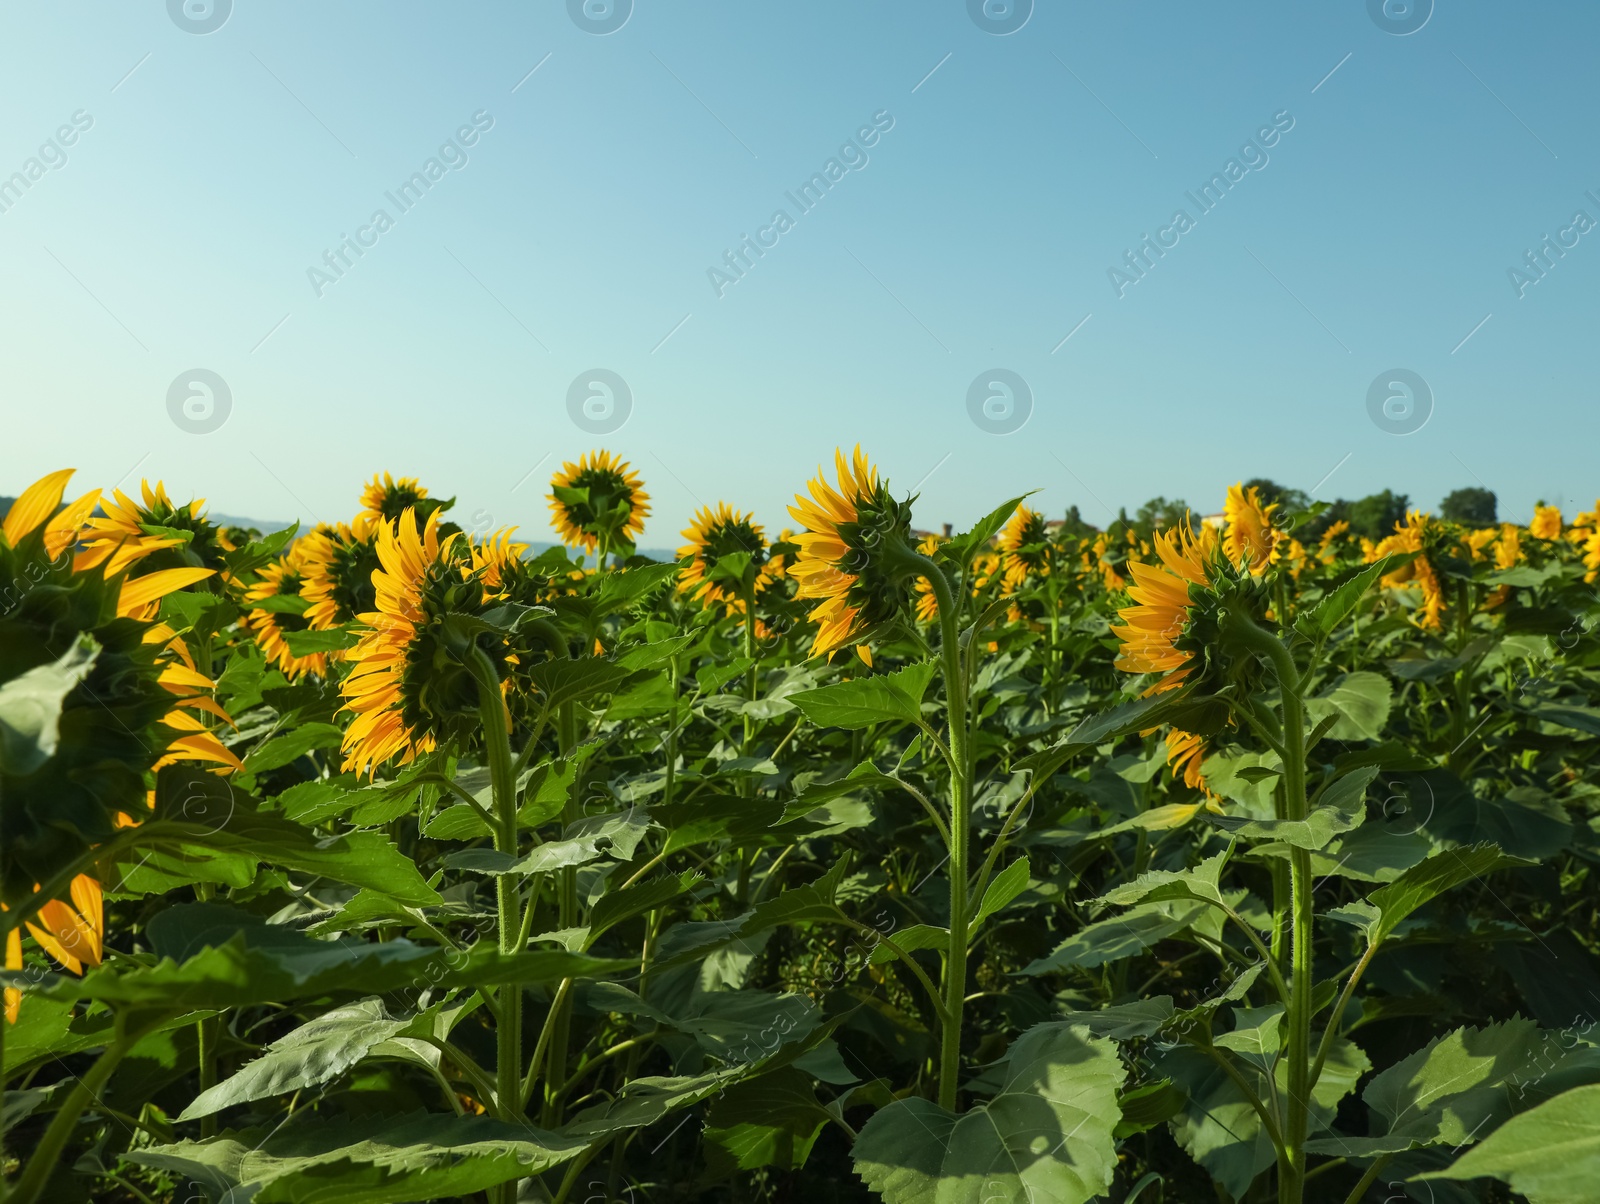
[5,452,1600,1204]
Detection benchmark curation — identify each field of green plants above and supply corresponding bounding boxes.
[3,453,1599,1204]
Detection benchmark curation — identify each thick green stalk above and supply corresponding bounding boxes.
[1224,611,1313,1203]
[8,1014,142,1204]
[736,578,760,903]
[913,552,971,1112]
[468,649,523,1204]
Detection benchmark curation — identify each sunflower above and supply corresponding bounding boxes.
[913,534,943,623]
[972,549,1008,594]
[678,502,768,607]
[80,480,233,581]
[469,525,529,592]
[1274,537,1309,579]
[1530,505,1562,541]
[549,450,650,559]
[244,552,326,679]
[1092,532,1126,590]
[1111,517,1220,693]
[1483,523,1525,608]
[787,446,916,659]
[1459,527,1498,562]
[341,509,456,776]
[1373,511,1445,630]
[340,508,522,778]
[3,470,238,998]
[1495,523,1523,571]
[299,521,382,630]
[358,473,448,529]
[1223,483,1278,574]
[998,504,1051,588]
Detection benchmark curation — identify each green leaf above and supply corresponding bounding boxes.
[617,633,696,671]
[0,635,97,774]
[1157,1031,1368,1199]
[1056,998,1175,1041]
[867,924,949,967]
[740,857,852,935]
[1100,851,1231,911]
[704,1068,832,1175]
[603,670,675,720]
[147,767,440,905]
[1364,844,1534,945]
[525,657,635,709]
[242,722,343,774]
[588,871,701,943]
[1294,554,1413,643]
[15,903,631,1012]
[790,661,938,731]
[1536,705,1600,737]
[943,494,1035,565]
[1019,903,1207,977]
[125,1111,588,1202]
[593,561,680,617]
[1211,766,1377,851]
[1114,1080,1187,1138]
[1305,672,1392,742]
[1072,688,1232,748]
[282,627,358,656]
[1308,1018,1585,1158]
[1420,1082,1600,1202]
[179,999,408,1119]
[973,857,1031,928]
[852,1021,1126,1204]
[780,761,903,823]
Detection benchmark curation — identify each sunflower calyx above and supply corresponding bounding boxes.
[1185,569,1274,697]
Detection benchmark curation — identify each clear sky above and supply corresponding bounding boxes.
[3,0,1597,546]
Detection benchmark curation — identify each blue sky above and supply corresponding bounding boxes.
[3,0,1596,547]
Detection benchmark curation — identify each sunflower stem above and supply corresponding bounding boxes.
[1221,609,1313,1203]
[467,647,523,1204]
[8,1011,149,1204]
[905,549,972,1112]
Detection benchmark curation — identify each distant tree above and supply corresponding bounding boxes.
[1057,504,1096,538]
[1440,487,1497,526]
[1346,490,1410,540]
[1135,496,1190,532]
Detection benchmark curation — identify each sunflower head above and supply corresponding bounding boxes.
[912,534,943,623]
[787,446,917,659]
[358,473,450,529]
[549,450,650,559]
[1373,511,1446,629]
[244,552,326,679]
[1530,505,1562,541]
[3,470,235,905]
[340,509,525,776]
[1223,483,1280,575]
[299,521,382,630]
[1112,515,1267,697]
[998,504,1052,586]
[82,480,232,581]
[1495,523,1523,571]
[678,503,768,606]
